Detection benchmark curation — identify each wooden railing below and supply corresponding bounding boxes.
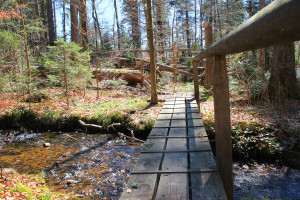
[192,0,300,199]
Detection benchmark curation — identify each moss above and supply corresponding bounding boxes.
[0,109,152,139]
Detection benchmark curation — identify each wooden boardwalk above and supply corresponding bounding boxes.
[120,97,227,200]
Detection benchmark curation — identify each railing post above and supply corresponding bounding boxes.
[193,60,200,103]
[213,55,233,200]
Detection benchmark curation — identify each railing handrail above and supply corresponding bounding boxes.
[193,0,300,61]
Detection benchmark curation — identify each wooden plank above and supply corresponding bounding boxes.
[172,113,186,119]
[186,107,200,113]
[163,104,175,109]
[143,138,165,152]
[141,150,211,153]
[153,120,171,128]
[157,114,172,120]
[189,137,211,151]
[148,136,205,139]
[131,169,217,174]
[187,112,202,119]
[174,104,186,108]
[169,128,186,137]
[166,138,187,151]
[155,173,189,200]
[132,153,162,172]
[120,153,162,200]
[193,60,200,103]
[121,174,158,200]
[191,173,227,200]
[188,127,208,137]
[155,152,188,199]
[187,118,204,127]
[172,108,186,113]
[160,109,174,114]
[171,119,186,127]
[213,55,232,199]
[149,128,168,136]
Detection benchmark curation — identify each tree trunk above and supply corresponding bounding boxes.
[145,0,158,104]
[185,0,191,56]
[79,0,89,51]
[204,21,213,89]
[63,0,66,40]
[114,0,121,50]
[268,43,298,99]
[259,0,266,70]
[47,0,56,45]
[199,0,203,48]
[92,0,104,49]
[131,0,141,53]
[40,0,48,46]
[70,0,79,44]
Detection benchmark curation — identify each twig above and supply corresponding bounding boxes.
[117,132,145,143]
[111,125,145,143]
[79,120,121,129]
[63,134,91,149]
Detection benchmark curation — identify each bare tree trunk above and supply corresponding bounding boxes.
[205,21,213,89]
[114,0,121,50]
[199,0,203,48]
[132,1,141,53]
[70,0,79,44]
[92,0,103,49]
[268,43,298,99]
[47,0,56,45]
[215,0,222,38]
[194,0,197,44]
[79,0,89,51]
[53,0,57,38]
[145,0,158,104]
[185,0,191,56]
[259,0,266,70]
[20,8,32,109]
[63,0,66,40]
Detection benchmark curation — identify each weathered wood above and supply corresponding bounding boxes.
[149,128,168,136]
[120,97,226,200]
[193,59,200,103]
[194,0,300,60]
[156,173,189,200]
[121,174,157,200]
[187,118,204,127]
[213,55,232,199]
[191,173,227,199]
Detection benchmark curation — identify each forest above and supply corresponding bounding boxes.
[0,0,299,199]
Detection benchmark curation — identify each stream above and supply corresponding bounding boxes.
[0,132,299,199]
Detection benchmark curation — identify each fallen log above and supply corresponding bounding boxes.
[78,120,145,143]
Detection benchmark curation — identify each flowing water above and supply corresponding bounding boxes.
[0,132,143,199]
[0,132,299,199]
